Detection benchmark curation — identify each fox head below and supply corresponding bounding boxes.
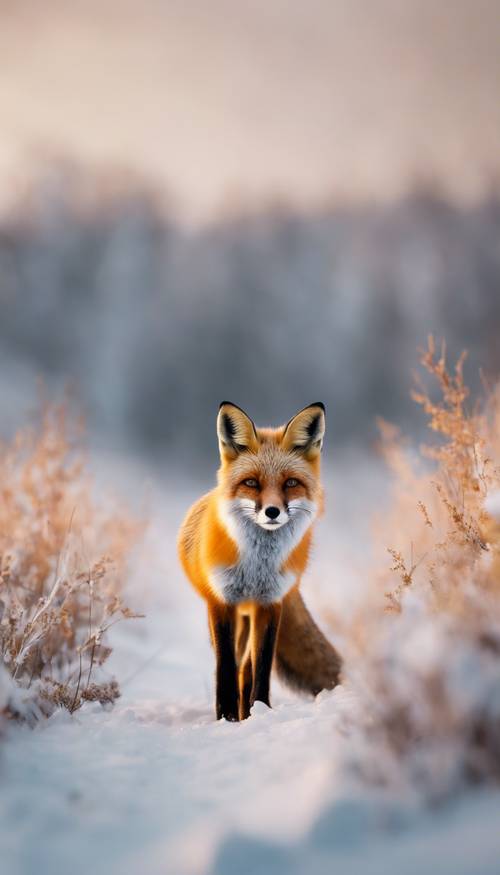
[216,401,325,531]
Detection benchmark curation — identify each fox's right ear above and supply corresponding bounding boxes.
[217,402,259,462]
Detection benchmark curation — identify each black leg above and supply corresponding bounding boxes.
[208,604,239,721]
[250,603,281,708]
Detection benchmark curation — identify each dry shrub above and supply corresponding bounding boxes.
[0,401,141,722]
[347,337,500,799]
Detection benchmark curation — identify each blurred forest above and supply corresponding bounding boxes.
[1,167,500,463]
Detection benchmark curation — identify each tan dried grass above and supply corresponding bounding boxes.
[0,401,142,721]
[379,336,500,613]
[345,337,500,795]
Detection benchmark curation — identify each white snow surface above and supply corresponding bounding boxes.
[485,489,500,520]
[1,454,499,875]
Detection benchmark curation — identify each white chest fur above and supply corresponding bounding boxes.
[210,498,315,605]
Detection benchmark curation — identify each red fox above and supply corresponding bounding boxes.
[178,402,342,721]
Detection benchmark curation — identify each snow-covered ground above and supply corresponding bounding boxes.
[1,454,499,875]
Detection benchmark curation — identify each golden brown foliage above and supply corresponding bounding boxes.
[380,336,500,613]
[0,402,141,720]
[347,338,500,796]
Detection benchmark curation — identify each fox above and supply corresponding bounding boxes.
[177,401,342,721]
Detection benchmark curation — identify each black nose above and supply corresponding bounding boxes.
[265,506,280,520]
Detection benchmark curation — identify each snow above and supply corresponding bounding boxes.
[1,456,499,875]
[211,790,500,875]
[485,490,500,520]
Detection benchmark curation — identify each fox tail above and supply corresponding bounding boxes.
[275,589,342,695]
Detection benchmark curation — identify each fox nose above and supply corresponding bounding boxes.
[265,506,280,520]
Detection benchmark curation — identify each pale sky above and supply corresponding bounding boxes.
[1,0,500,221]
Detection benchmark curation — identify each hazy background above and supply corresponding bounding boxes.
[1,0,500,465]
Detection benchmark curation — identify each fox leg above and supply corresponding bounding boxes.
[238,655,253,720]
[235,613,252,720]
[250,603,282,710]
[235,612,250,663]
[208,603,239,721]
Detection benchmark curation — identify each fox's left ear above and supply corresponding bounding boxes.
[282,402,325,459]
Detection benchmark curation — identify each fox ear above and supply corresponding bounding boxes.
[217,402,258,461]
[282,402,325,459]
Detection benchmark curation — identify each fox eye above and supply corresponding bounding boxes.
[242,478,259,489]
[284,477,300,489]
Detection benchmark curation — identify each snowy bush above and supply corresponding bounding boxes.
[343,338,500,799]
[0,401,142,721]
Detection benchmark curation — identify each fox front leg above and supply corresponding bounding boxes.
[208,603,239,721]
[250,603,282,710]
[235,613,253,721]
